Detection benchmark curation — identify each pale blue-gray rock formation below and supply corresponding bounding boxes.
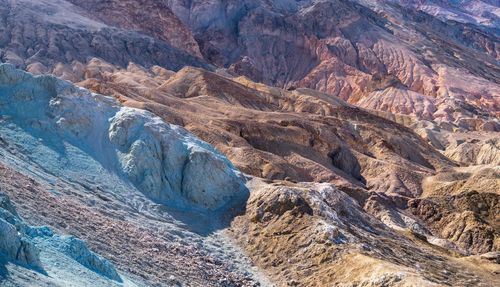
[0,64,248,211]
[0,191,122,284]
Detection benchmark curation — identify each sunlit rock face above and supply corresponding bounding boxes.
[63,60,456,197]
[0,1,499,286]
[162,0,499,129]
[0,0,209,71]
[54,58,500,287]
[0,64,247,210]
[1,0,498,129]
[107,108,247,210]
[1,190,123,285]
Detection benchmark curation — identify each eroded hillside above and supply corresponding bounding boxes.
[0,0,499,286]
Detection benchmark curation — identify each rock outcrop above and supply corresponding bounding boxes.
[0,1,499,286]
[65,0,202,57]
[48,59,499,286]
[162,0,500,129]
[0,63,248,211]
[1,190,123,285]
[229,178,500,286]
[0,64,260,286]
[409,190,499,255]
[1,0,498,130]
[0,192,41,268]
[0,0,208,71]
[445,137,500,166]
[56,59,454,199]
[39,234,122,281]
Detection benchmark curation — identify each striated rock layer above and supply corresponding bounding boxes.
[163,0,500,129]
[0,56,499,287]
[0,0,209,72]
[65,59,454,197]
[0,1,499,286]
[39,59,500,286]
[1,0,498,130]
[0,190,127,286]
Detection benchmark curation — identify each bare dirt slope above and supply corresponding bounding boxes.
[39,59,499,286]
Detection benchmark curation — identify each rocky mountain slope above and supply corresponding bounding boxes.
[0,191,130,287]
[0,0,499,286]
[0,0,208,71]
[63,58,500,254]
[75,61,455,198]
[387,0,500,28]
[163,0,499,129]
[1,62,499,286]
[2,0,499,130]
[0,64,262,286]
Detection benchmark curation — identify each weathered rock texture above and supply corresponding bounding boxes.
[0,0,208,71]
[163,0,500,129]
[65,0,202,57]
[1,190,124,286]
[0,63,247,211]
[62,59,453,198]
[386,0,500,28]
[230,178,500,286]
[0,64,260,286]
[45,59,500,286]
[1,0,498,130]
[0,193,41,268]
[0,1,499,286]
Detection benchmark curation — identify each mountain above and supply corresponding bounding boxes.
[0,64,261,286]
[387,0,500,28]
[164,0,499,129]
[2,0,499,130]
[0,0,209,70]
[1,62,498,286]
[0,1,499,286]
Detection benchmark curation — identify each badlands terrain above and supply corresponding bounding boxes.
[0,0,499,286]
